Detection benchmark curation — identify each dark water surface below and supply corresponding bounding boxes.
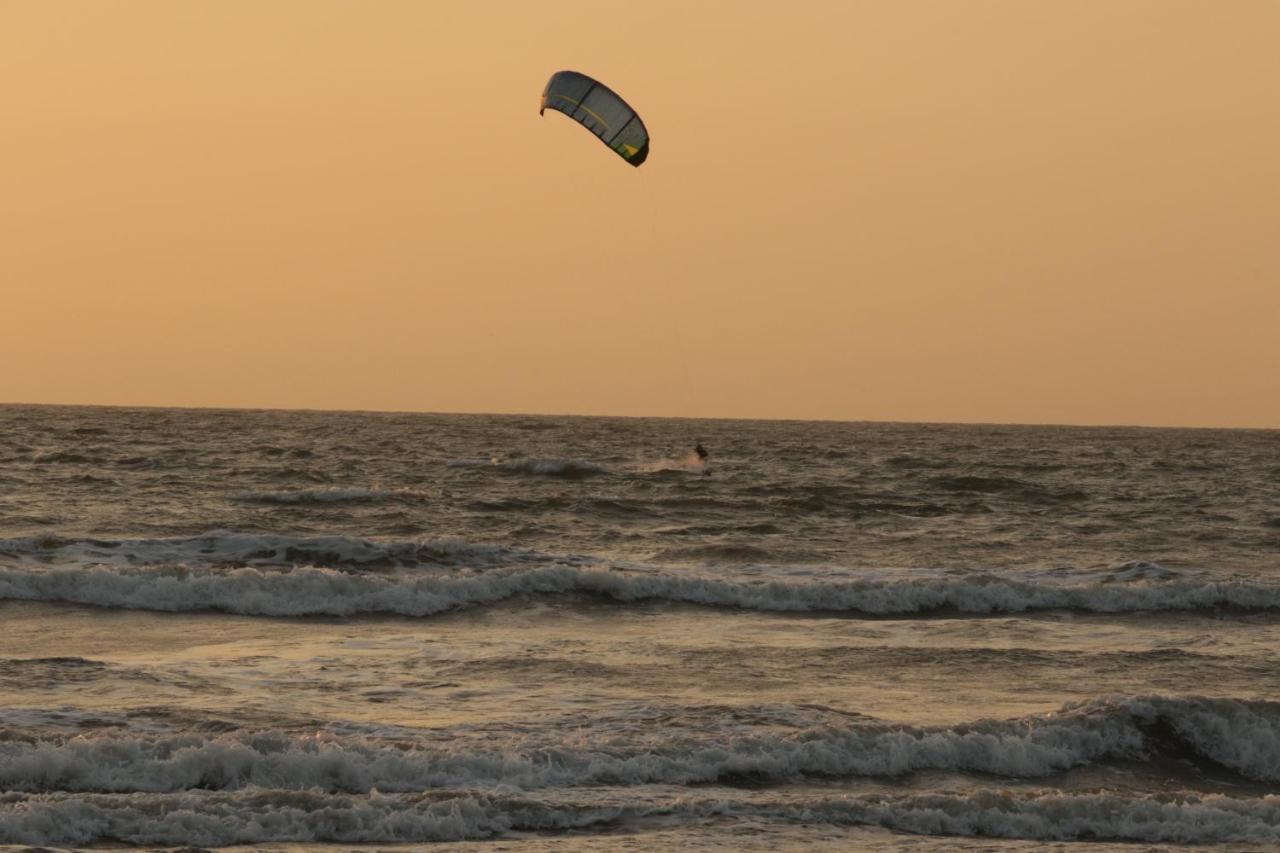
[0,404,1277,848]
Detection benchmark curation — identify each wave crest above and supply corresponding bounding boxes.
[2,787,1276,846]
[0,696,1276,794]
[232,488,428,505]
[1,552,1278,619]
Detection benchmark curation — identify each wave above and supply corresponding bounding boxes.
[0,790,1275,848]
[883,453,949,469]
[29,451,105,465]
[255,445,315,458]
[739,483,962,517]
[0,658,120,692]
[0,514,61,529]
[796,789,1280,844]
[0,779,1278,846]
[652,543,790,563]
[0,790,576,846]
[232,488,429,505]
[498,458,608,478]
[0,696,1275,796]
[447,457,609,478]
[629,452,709,475]
[0,533,558,572]
[928,475,1088,503]
[2,543,1278,618]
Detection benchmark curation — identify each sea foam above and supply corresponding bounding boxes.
[2,560,1279,618]
[0,788,1277,846]
[0,696,1274,794]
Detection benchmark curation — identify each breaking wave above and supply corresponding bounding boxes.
[2,788,1276,846]
[0,696,1276,795]
[1,790,1278,845]
[0,537,1277,618]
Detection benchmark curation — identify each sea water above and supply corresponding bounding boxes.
[0,404,1277,849]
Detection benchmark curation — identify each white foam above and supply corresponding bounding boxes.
[0,696,1273,795]
[3,558,1279,619]
[0,788,1276,846]
[3,536,1278,617]
[0,790,591,846]
[1116,695,1280,782]
[774,790,1280,844]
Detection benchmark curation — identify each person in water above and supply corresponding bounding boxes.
[694,443,710,475]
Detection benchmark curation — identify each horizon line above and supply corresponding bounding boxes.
[2,399,1275,433]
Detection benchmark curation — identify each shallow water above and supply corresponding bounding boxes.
[0,404,1277,847]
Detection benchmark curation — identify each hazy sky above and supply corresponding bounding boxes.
[4,1,1277,426]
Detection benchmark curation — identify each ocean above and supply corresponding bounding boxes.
[0,403,1277,849]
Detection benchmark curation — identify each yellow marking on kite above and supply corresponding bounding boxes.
[619,143,639,157]
[547,94,611,131]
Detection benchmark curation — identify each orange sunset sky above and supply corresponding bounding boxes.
[3,1,1277,427]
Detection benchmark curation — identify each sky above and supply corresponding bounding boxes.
[3,1,1277,427]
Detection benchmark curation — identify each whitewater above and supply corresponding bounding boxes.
[0,404,1277,849]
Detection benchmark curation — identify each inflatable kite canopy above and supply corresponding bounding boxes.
[540,70,649,167]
